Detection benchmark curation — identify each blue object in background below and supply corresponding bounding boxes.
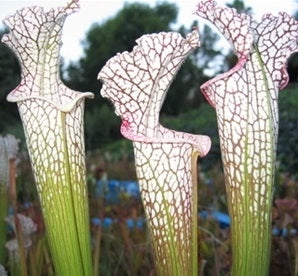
[211,210,231,228]
[105,180,121,204]
[125,217,145,229]
[126,218,135,229]
[122,181,140,197]
[93,180,297,235]
[92,217,145,230]
[199,210,230,229]
[91,213,297,235]
[91,217,113,228]
[95,179,109,197]
[199,210,297,236]
[272,227,297,236]
[95,179,140,203]
[136,217,145,229]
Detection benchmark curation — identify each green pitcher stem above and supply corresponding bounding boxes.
[1,1,93,275]
[228,47,275,276]
[32,112,92,276]
[194,3,298,274]
[228,186,273,275]
[134,143,199,276]
[191,152,199,276]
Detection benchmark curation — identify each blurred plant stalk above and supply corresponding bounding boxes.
[5,214,37,276]
[0,135,19,266]
[99,30,211,275]
[0,182,8,265]
[2,1,93,275]
[196,1,298,275]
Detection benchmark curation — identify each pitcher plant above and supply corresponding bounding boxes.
[98,30,211,275]
[2,1,93,275]
[195,1,298,275]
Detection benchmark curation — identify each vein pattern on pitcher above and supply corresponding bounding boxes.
[99,31,211,275]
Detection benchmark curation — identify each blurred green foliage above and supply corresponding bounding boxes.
[65,2,178,94]
[161,104,220,171]
[278,85,298,178]
[0,29,22,136]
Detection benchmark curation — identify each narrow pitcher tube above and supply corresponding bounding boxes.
[98,30,211,275]
[195,1,298,275]
[2,1,93,275]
